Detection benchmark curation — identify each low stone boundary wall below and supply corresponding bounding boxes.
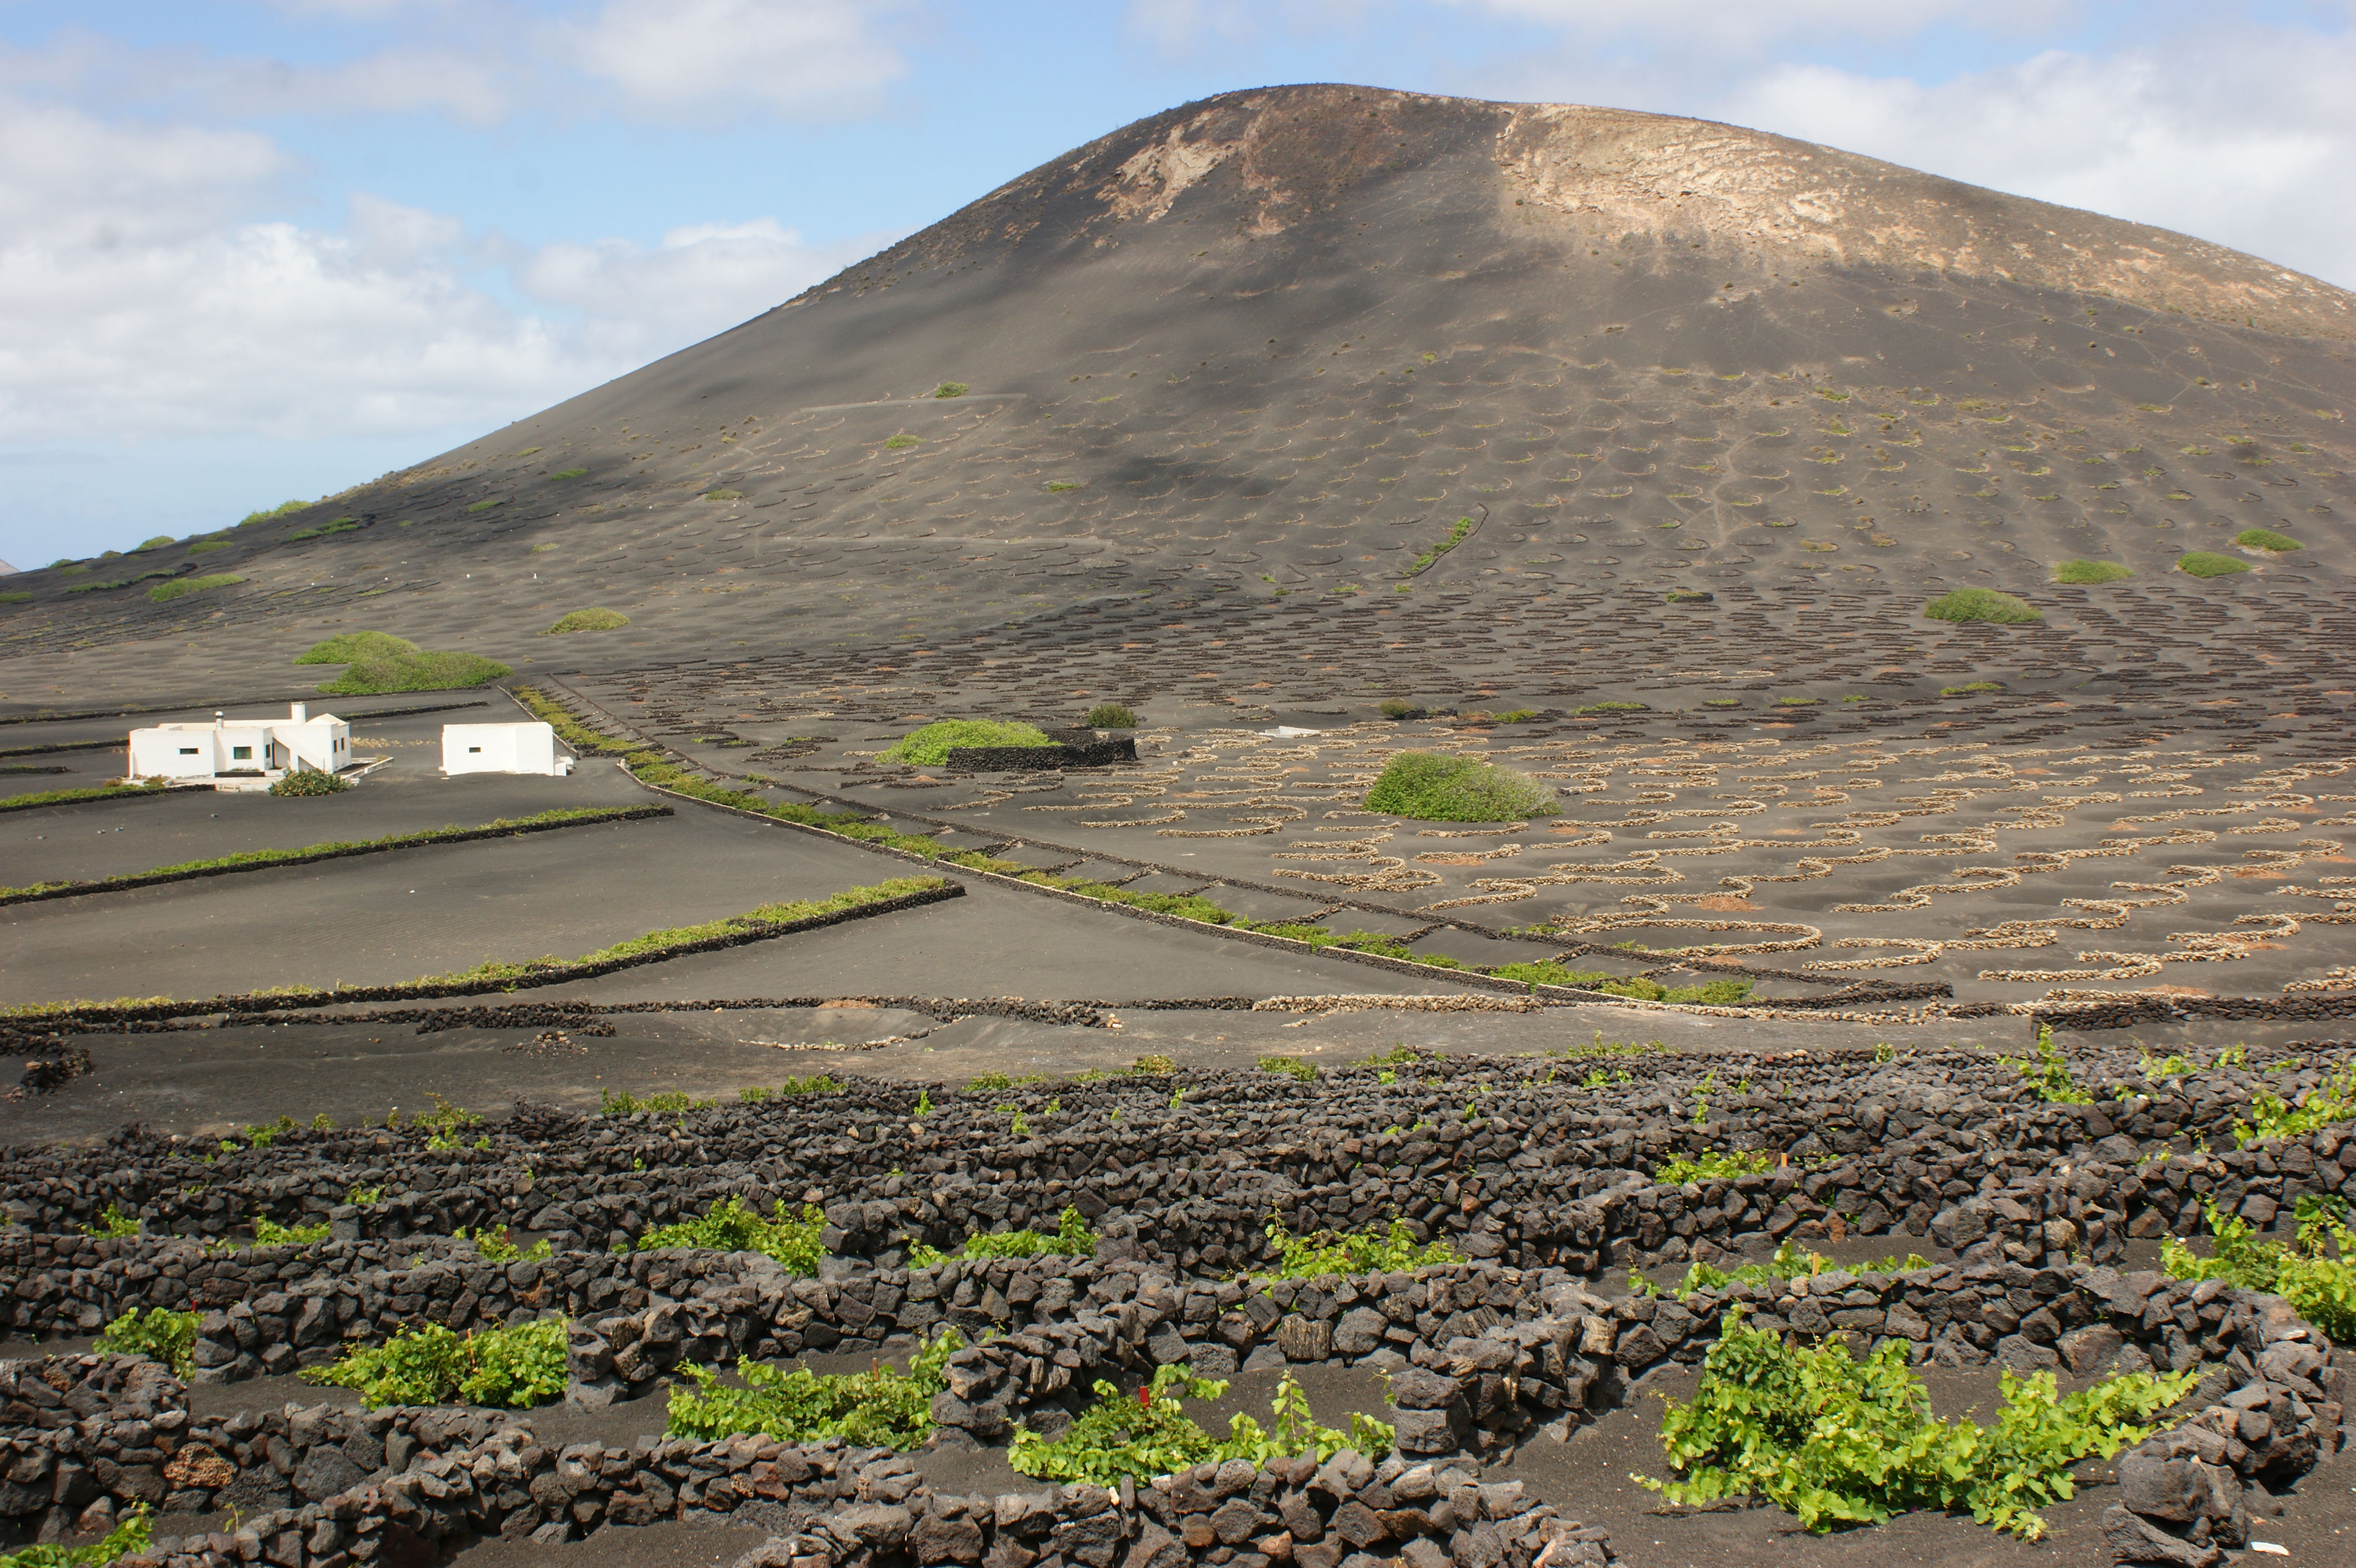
[945,738,1136,771]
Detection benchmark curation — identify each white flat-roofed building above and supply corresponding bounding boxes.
[127,703,351,784]
[442,721,570,776]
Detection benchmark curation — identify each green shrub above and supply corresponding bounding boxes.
[2164,1197,2356,1339]
[551,467,587,479]
[132,535,176,552]
[1941,681,2001,696]
[148,573,244,603]
[1377,698,1422,720]
[1998,1024,2091,1104]
[1083,701,1137,728]
[2235,527,2302,552]
[294,631,418,664]
[1263,1216,1459,1278]
[1258,1054,1317,1082]
[1656,1149,1775,1184]
[1,1505,152,1566]
[1011,1364,1392,1484]
[881,718,1053,766]
[318,650,512,694]
[1489,960,1613,989]
[0,590,29,604]
[1492,709,1538,722]
[1402,516,1474,576]
[1639,1309,2198,1536]
[303,1318,566,1408]
[1363,751,1555,821]
[2234,1062,2356,1145]
[546,607,630,634]
[253,1216,332,1245]
[907,1207,1096,1267]
[2053,559,2132,584]
[703,489,742,501]
[884,434,919,449]
[466,499,504,513]
[667,1329,964,1449]
[933,382,968,398]
[240,500,307,527]
[186,540,230,555]
[2177,552,2248,578]
[1923,588,2040,624]
[95,1307,202,1375]
[268,769,348,796]
[638,1195,824,1273]
[86,1203,141,1238]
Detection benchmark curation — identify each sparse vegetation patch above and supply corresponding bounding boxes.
[546,607,631,634]
[1363,751,1555,821]
[1924,588,2040,623]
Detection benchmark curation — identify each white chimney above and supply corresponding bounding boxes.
[290,702,307,723]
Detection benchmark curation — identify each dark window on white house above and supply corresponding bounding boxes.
[178,747,199,755]
[232,746,252,760]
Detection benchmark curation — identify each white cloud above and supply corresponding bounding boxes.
[1713,32,2356,287]
[1440,0,2063,52]
[568,0,911,121]
[0,94,879,448]
[520,217,890,342]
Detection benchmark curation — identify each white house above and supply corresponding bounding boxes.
[441,721,571,776]
[127,703,352,785]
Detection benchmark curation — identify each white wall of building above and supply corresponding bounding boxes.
[442,722,564,776]
[126,705,350,780]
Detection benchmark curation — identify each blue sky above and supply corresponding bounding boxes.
[4,0,2352,569]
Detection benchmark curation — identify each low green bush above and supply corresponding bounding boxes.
[240,500,307,527]
[1258,1054,1317,1082]
[1645,1240,1931,1301]
[2177,552,2248,578]
[268,768,348,796]
[2164,1197,2356,1340]
[1363,751,1555,821]
[1262,1216,1459,1278]
[318,650,512,694]
[2234,1062,2356,1145]
[303,1318,566,1408]
[1083,701,1137,728]
[1377,698,1422,720]
[546,607,630,634]
[933,382,968,398]
[1011,1365,1393,1484]
[1656,1149,1775,1184]
[2234,527,2302,552]
[86,1203,141,1238]
[907,1206,1096,1267]
[133,535,176,552]
[1924,588,2040,624]
[1,1506,151,1566]
[252,1216,332,1245]
[295,630,419,664]
[1639,1309,2198,1536]
[1999,1024,2092,1105]
[638,1195,825,1273]
[881,719,1053,766]
[148,573,244,603]
[668,1329,964,1449]
[94,1307,202,1375]
[0,590,29,604]
[2052,559,2132,584]
[551,467,587,479]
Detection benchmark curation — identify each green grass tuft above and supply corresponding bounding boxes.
[295,631,419,664]
[0,590,29,605]
[147,573,244,603]
[2234,528,2303,553]
[550,467,587,479]
[1924,588,2040,624]
[1363,751,1555,822]
[884,434,919,449]
[2052,559,2132,584]
[2177,551,2249,578]
[933,382,968,398]
[546,607,630,634]
[1083,701,1137,728]
[240,499,307,527]
[881,718,1052,766]
[466,499,505,513]
[318,650,512,693]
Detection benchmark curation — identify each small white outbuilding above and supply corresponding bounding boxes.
[441,721,571,776]
[128,703,351,785]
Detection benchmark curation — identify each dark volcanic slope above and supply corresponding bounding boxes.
[3,84,2351,712]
